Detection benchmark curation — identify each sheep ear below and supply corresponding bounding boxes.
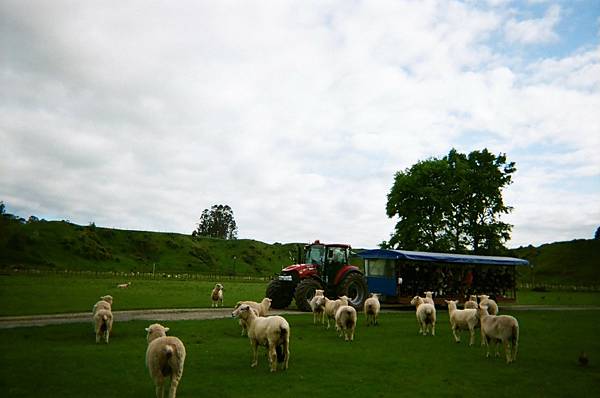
[164,327,170,332]
[145,328,150,332]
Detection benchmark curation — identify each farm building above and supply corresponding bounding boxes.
[359,249,530,304]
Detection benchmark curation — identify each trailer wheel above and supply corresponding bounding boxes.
[337,272,368,310]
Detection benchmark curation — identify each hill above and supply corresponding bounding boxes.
[1,214,598,285]
[0,216,300,276]
[511,239,600,286]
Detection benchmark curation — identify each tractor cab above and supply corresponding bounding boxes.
[304,241,350,288]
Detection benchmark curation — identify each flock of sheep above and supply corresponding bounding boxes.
[90,282,520,398]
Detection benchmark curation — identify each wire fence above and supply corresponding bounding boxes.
[518,282,600,292]
[3,268,273,282]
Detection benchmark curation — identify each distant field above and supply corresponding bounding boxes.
[1,275,599,317]
[1,311,599,397]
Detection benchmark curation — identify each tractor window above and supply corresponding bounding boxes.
[305,245,325,266]
[329,247,346,264]
[365,259,395,277]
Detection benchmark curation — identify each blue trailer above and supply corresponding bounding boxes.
[359,249,530,304]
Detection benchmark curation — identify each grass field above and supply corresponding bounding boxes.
[1,311,599,397]
[1,274,599,317]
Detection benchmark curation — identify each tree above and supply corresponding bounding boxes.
[595,226,600,240]
[386,148,516,254]
[192,204,238,240]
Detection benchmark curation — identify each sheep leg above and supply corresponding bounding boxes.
[468,327,475,346]
[251,341,259,368]
[495,339,501,357]
[154,381,165,398]
[170,373,182,398]
[268,345,277,372]
[431,322,435,336]
[452,326,461,343]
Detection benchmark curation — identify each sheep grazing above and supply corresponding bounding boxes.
[410,296,436,336]
[211,283,224,307]
[232,304,290,372]
[145,323,186,398]
[478,305,519,364]
[478,294,498,315]
[444,300,480,346]
[93,308,113,344]
[364,293,381,326]
[233,298,272,336]
[335,305,357,341]
[464,295,478,310]
[423,291,435,305]
[309,289,326,324]
[324,296,349,329]
[92,295,113,314]
[117,282,131,288]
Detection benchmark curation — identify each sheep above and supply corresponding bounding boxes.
[309,289,326,324]
[92,295,113,314]
[444,300,480,346]
[145,323,186,398]
[233,298,272,336]
[410,296,436,336]
[231,304,290,372]
[478,294,498,315]
[117,282,131,288]
[335,305,357,341]
[464,295,478,310]
[93,308,113,344]
[211,283,224,307]
[478,305,519,364]
[423,291,435,305]
[364,293,381,326]
[323,295,349,329]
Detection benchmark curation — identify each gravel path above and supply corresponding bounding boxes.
[1,305,599,329]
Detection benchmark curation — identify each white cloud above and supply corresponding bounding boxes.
[1,0,599,249]
[504,4,561,44]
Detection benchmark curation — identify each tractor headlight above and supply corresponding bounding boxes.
[278,275,293,281]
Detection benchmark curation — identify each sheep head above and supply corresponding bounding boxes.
[145,323,169,343]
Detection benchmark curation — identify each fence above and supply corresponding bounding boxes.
[518,282,600,292]
[3,268,273,283]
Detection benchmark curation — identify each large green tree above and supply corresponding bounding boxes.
[386,148,515,254]
[192,204,238,240]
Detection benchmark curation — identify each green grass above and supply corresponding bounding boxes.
[0,275,276,316]
[2,275,599,317]
[1,311,599,397]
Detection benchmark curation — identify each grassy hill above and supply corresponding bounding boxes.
[0,216,300,276]
[1,214,598,285]
[511,239,600,286]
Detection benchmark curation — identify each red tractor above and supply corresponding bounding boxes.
[266,240,368,311]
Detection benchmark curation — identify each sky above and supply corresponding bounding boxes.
[1,0,599,249]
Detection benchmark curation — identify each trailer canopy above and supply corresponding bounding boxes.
[359,249,529,267]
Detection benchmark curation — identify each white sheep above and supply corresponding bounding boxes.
[478,294,498,315]
[364,293,381,326]
[93,308,113,344]
[478,305,519,364]
[410,296,436,336]
[117,282,131,288]
[92,295,113,314]
[463,295,478,309]
[335,305,357,341]
[309,289,326,324]
[423,291,435,305]
[234,298,272,336]
[323,295,349,329]
[232,304,290,372]
[444,300,480,346]
[211,283,224,307]
[145,323,186,398]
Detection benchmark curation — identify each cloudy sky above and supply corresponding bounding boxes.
[1,0,599,249]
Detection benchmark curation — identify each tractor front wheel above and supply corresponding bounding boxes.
[294,279,323,312]
[337,272,368,310]
[266,280,294,309]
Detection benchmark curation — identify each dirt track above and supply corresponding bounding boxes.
[2,305,599,329]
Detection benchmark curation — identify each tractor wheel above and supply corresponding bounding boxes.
[266,280,294,309]
[337,272,368,310]
[294,279,323,312]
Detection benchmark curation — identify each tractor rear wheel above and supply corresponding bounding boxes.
[294,278,323,312]
[337,272,368,310]
[266,280,294,309]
